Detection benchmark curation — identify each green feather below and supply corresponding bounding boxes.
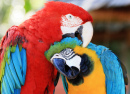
[45,37,82,61]
[0,59,5,81]
[0,44,21,81]
[11,45,17,53]
[19,44,22,52]
[4,47,10,64]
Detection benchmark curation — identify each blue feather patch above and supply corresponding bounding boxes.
[1,44,27,94]
[87,43,125,94]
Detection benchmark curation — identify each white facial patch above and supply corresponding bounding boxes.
[66,55,81,70]
[61,14,83,27]
[61,14,83,35]
[61,25,80,35]
[60,14,93,48]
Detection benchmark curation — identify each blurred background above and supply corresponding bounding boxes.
[0,0,130,94]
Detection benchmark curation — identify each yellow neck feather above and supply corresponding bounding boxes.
[67,46,106,94]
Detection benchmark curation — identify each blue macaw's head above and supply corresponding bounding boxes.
[51,48,81,79]
[51,48,92,80]
[45,37,93,81]
[45,37,82,79]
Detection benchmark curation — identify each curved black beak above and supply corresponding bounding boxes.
[62,26,83,40]
[52,58,80,79]
[62,22,93,47]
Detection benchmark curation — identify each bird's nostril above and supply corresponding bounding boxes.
[77,25,83,35]
[75,31,79,37]
[55,54,59,56]
[75,31,82,41]
[65,65,70,72]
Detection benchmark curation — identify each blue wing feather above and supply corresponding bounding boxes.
[4,75,11,94]
[1,82,5,94]
[20,48,27,84]
[100,50,125,94]
[5,65,13,93]
[6,61,15,88]
[87,43,126,94]
[5,64,14,93]
[11,45,24,85]
[14,89,21,94]
[1,44,27,94]
[2,80,8,94]
[9,59,21,88]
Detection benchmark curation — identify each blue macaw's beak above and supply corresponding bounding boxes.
[52,58,80,79]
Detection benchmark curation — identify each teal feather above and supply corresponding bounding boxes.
[15,45,22,68]
[6,61,15,88]
[9,59,21,88]
[2,80,8,94]
[20,48,27,84]
[14,89,21,94]
[3,76,10,94]
[60,37,82,45]
[4,75,11,94]
[61,74,68,94]
[1,83,5,94]
[99,50,125,94]
[11,45,24,85]
[1,44,27,94]
[5,64,14,93]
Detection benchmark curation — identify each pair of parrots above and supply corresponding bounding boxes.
[0,1,128,94]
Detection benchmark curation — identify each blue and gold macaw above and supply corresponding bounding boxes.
[45,37,128,94]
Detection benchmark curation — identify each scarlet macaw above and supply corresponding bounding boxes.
[0,1,93,94]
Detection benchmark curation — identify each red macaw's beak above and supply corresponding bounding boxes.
[62,21,93,47]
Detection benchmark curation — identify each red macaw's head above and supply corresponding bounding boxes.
[20,1,93,47]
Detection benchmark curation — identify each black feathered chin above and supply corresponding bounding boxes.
[67,54,94,86]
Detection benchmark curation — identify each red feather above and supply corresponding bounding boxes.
[0,1,92,94]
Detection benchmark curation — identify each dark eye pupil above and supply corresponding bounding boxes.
[69,15,72,18]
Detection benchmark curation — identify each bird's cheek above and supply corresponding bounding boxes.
[66,55,81,71]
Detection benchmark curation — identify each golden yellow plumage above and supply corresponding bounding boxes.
[66,46,106,94]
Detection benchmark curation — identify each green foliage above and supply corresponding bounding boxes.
[0,0,12,24]
[0,36,2,40]
[24,0,32,13]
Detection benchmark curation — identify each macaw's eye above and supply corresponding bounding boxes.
[66,14,73,20]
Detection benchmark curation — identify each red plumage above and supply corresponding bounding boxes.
[0,1,93,94]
